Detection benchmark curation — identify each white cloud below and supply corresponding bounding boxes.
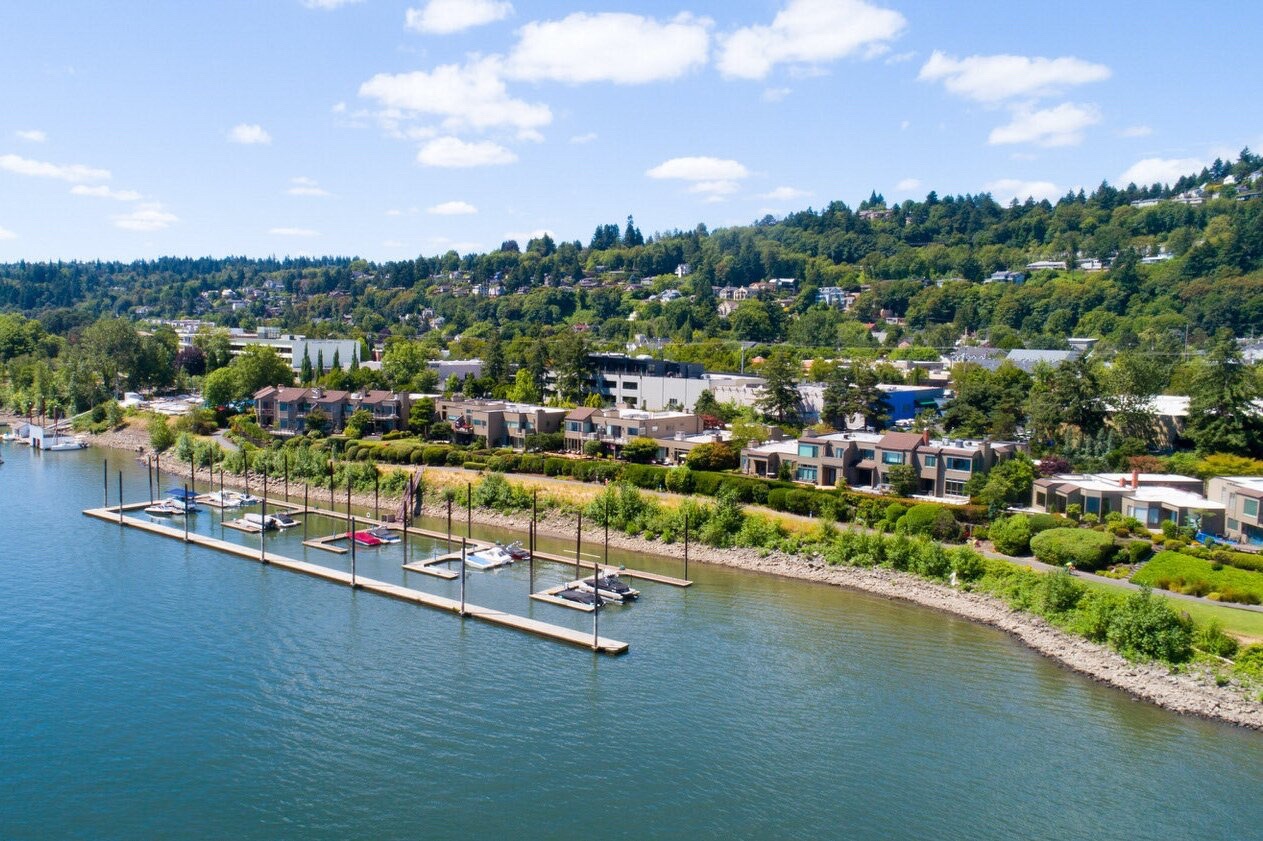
[113,203,177,232]
[717,0,906,80]
[984,178,1061,203]
[918,51,1110,103]
[761,186,811,201]
[0,226,16,240]
[405,0,512,34]
[507,12,710,84]
[988,102,1100,147]
[269,227,319,237]
[287,176,329,197]
[417,136,517,167]
[428,200,478,215]
[0,153,110,183]
[1120,124,1153,138]
[1119,157,1203,187]
[569,132,598,144]
[762,87,791,102]
[228,123,272,145]
[894,177,921,192]
[70,185,141,201]
[302,0,363,9]
[646,156,749,182]
[360,56,550,134]
[331,101,347,114]
[15,129,46,143]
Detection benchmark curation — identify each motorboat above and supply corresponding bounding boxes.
[146,497,196,517]
[243,512,280,531]
[466,545,515,570]
[198,490,242,509]
[557,587,605,607]
[234,493,262,506]
[504,541,529,560]
[572,572,640,603]
[348,530,384,547]
[162,489,201,513]
[272,512,299,529]
[366,525,401,543]
[42,435,89,451]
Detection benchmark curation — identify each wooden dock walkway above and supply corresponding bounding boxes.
[83,506,628,655]
[529,549,692,588]
[529,584,595,613]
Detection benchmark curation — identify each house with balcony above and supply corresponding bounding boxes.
[253,386,411,434]
[656,429,736,464]
[1030,472,1214,524]
[563,407,702,455]
[434,398,567,449]
[741,430,1021,497]
[1206,476,1263,545]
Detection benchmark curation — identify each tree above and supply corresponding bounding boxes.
[684,441,739,471]
[300,348,313,385]
[484,336,506,384]
[408,397,435,437]
[304,406,330,436]
[331,349,341,371]
[551,332,589,403]
[202,366,240,407]
[1186,329,1263,456]
[316,349,325,379]
[583,439,605,457]
[349,346,360,372]
[148,413,175,452]
[1107,351,1163,446]
[886,463,919,497]
[344,408,373,440]
[230,345,292,396]
[507,369,541,404]
[621,436,660,463]
[822,362,890,431]
[756,349,800,424]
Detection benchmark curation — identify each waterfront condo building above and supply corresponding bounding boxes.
[1030,472,1223,532]
[253,386,410,434]
[563,407,703,456]
[1206,476,1263,545]
[433,398,568,449]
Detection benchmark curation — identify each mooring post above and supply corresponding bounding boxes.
[460,537,467,616]
[466,481,472,538]
[147,457,154,504]
[374,470,379,521]
[104,459,109,508]
[576,510,582,579]
[446,498,452,552]
[244,460,249,497]
[183,484,190,542]
[530,489,537,594]
[402,483,410,566]
[351,515,357,588]
[346,479,351,523]
[604,495,610,570]
[593,563,600,652]
[117,471,123,525]
[284,452,289,503]
[303,482,309,541]
[189,457,194,497]
[260,476,268,564]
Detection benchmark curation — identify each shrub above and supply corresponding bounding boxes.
[951,547,986,582]
[1126,541,1152,563]
[1193,620,1239,658]
[899,504,960,542]
[582,439,605,458]
[544,457,568,477]
[684,441,739,471]
[462,461,487,471]
[1106,587,1192,663]
[148,414,176,452]
[422,446,449,466]
[991,515,1033,556]
[1234,644,1263,681]
[1039,568,1085,614]
[445,450,465,466]
[1029,528,1118,571]
[1027,513,1067,534]
[664,466,693,494]
[1132,552,1263,605]
[767,488,789,511]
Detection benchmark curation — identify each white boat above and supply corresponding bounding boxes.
[234,493,262,506]
[198,490,242,509]
[273,512,299,529]
[42,435,89,451]
[366,525,401,543]
[243,512,280,531]
[145,497,196,517]
[465,545,516,570]
[572,572,640,603]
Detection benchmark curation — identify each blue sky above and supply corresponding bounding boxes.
[1,0,1259,261]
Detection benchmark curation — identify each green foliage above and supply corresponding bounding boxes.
[582,439,604,457]
[148,414,175,452]
[1234,645,1263,681]
[1039,569,1086,614]
[990,514,1033,556]
[1029,528,1117,571]
[343,408,373,440]
[885,463,918,497]
[621,436,661,464]
[684,441,739,471]
[1105,587,1192,663]
[1193,620,1239,658]
[897,504,959,541]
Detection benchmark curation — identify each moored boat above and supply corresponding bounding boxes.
[572,572,640,603]
[504,541,529,560]
[466,545,515,570]
[348,530,384,547]
[557,587,605,607]
[243,512,280,531]
[366,525,401,543]
[272,512,299,529]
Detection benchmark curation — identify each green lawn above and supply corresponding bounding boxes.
[1132,551,1263,605]
[1074,577,1263,641]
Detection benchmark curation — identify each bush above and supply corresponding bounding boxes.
[664,466,694,494]
[1235,644,1263,681]
[991,515,1033,556]
[1030,528,1118,571]
[1132,551,1263,605]
[898,504,960,542]
[445,450,465,466]
[1106,587,1192,663]
[1039,568,1085,614]
[582,439,605,458]
[1193,620,1239,658]
[544,457,568,477]
[1126,541,1153,563]
[148,414,175,452]
[1027,513,1067,534]
[463,461,487,471]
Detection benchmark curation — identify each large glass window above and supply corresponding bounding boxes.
[923,454,937,467]
[1244,499,1259,518]
[881,451,904,465]
[798,443,819,458]
[859,448,875,460]
[946,456,973,472]
[796,466,818,483]
[945,480,967,496]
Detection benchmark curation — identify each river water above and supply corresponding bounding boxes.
[1,443,1260,840]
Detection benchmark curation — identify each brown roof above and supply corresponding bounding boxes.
[276,387,307,402]
[566,407,598,421]
[877,432,924,451]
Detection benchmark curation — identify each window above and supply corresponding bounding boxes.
[945,456,973,472]
[798,443,819,458]
[923,454,937,468]
[623,382,637,390]
[1244,499,1259,518]
[881,451,904,465]
[1085,497,1100,515]
[945,480,967,496]
[796,466,818,483]
[1035,491,1046,507]
[279,403,289,412]
[1228,518,1239,531]
[627,427,639,436]
[858,448,875,460]
[566,421,581,432]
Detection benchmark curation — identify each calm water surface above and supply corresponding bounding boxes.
[1,443,1260,840]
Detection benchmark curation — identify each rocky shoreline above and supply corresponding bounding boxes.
[20,414,1260,731]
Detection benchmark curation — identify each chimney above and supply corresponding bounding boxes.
[921,429,930,446]
[1118,476,1126,487]
[1132,469,1139,489]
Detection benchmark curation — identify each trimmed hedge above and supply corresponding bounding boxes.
[1030,528,1118,571]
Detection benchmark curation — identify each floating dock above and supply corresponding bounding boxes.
[530,584,595,613]
[84,505,628,655]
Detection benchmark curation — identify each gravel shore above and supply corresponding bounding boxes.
[27,414,1262,731]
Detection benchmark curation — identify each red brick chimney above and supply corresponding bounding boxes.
[921,429,930,445]
[1132,469,1139,489]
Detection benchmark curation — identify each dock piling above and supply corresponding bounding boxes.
[351,516,357,587]
[684,510,689,582]
[460,537,467,615]
[466,481,471,538]
[283,453,289,502]
[147,457,154,504]
[103,459,109,508]
[184,484,190,542]
[261,473,268,563]
[446,497,452,552]
[117,471,123,526]
[575,511,582,579]
[374,470,379,520]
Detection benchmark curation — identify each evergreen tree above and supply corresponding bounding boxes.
[316,349,325,379]
[755,349,801,424]
[300,348,313,385]
[1187,329,1263,455]
[349,346,359,372]
[484,335,506,383]
[331,349,341,371]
